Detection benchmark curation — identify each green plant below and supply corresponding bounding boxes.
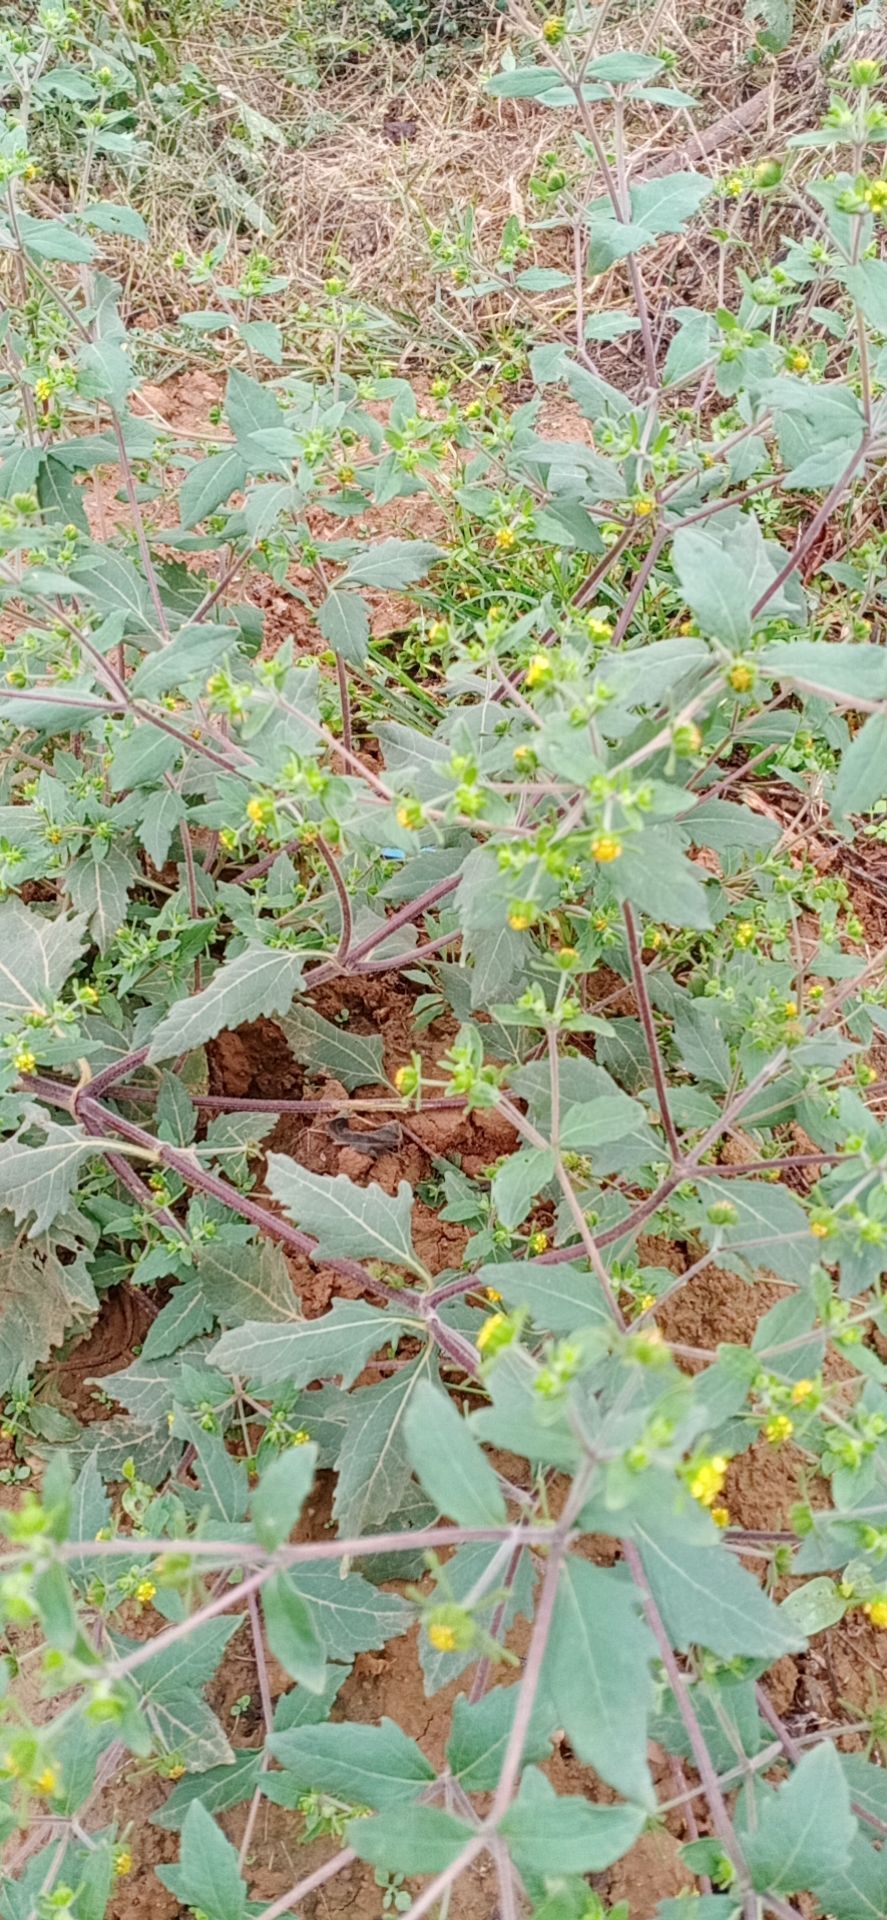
[1,7,887,1920]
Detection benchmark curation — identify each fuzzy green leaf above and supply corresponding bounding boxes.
[265,1156,425,1277]
[208,1299,402,1389]
[405,1379,507,1527]
[147,948,306,1063]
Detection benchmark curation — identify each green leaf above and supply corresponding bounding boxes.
[671,515,801,645]
[66,847,132,950]
[759,640,887,702]
[405,1380,507,1527]
[262,1572,327,1690]
[447,1686,554,1793]
[473,1260,612,1333]
[152,1751,263,1831]
[108,725,180,792]
[290,1564,412,1661]
[0,1223,97,1392]
[487,66,561,97]
[269,1717,434,1809]
[559,1091,647,1151]
[225,367,283,444]
[80,200,149,240]
[141,1282,214,1361]
[17,214,94,262]
[809,1834,887,1920]
[0,1120,94,1235]
[237,318,283,363]
[543,1559,655,1806]
[0,902,86,1023]
[197,1241,296,1325]
[635,1519,803,1658]
[630,171,710,235]
[147,947,306,1063]
[832,713,887,821]
[492,1147,555,1229]
[176,1416,248,1523]
[265,1156,425,1277]
[741,1742,856,1893]
[317,587,370,665]
[251,1443,317,1550]
[501,1769,645,1877]
[780,1577,846,1635]
[157,1802,247,1920]
[348,1805,475,1874]
[208,1299,401,1389]
[843,258,887,328]
[180,448,247,530]
[343,537,440,590]
[280,1004,385,1090]
[332,1359,427,1538]
[613,832,712,931]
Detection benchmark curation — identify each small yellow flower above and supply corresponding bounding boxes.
[528,1230,548,1255]
[428,1621,457,1652]
[219,828,238,852]
[396,804,414,829]
[477,1313,507,1352]
[114,1851,133,1878]
[678,619,696,636]
[246,796,268,826]
[632,496,655,517]
[590,832,622,864]
[728,661,755,693]
[494,525,517,551]
[508,905,536,931]
[34,377,53,404]
[689,1456,729,1508]
[487,604,505,623]
[790,1378,815,1405]
[290,1429,311,1445]
[789,350,810,373]
[337,465,355,484]
[724,174,744,198]
[734,922,756,949]
[13,1047,36,1075]
[428,621,450,644]
[485,1286,503,1302]
[135,1579,156,1606]
[864,180,887,213]
[809,1214,834,1239]
[764,1414,794,1446]
[34,1768,57,1796]
[542,15,564,42]
[585,616,612,642]
[863,1598,887,1629]
[711,1505,730,1528]
[513,743,535,766]
[639,1293,657,1312]
[166,1763,186,1781]
[783,1000,798,1018]
[525,653,551,689]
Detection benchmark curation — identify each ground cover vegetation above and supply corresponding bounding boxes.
[0,2,886,1918]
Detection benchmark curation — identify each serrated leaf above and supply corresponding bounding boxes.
[152,1750,262,1831]
[147,947,306,1063]
[280,1004,385,1090]
[810,1833,887,1920]
[176,1416,249,1522]
[543,1559,655,1805]
[66,847,132,950]
[180,448,247,530]
[492,1147,555,1229]
[630,170,710,235]
[157,1802,247,1920]
[269,1716,434,1809]
[348,1805,474,1874]
[108,725,180,792]
[265,1156,425,1277]
[446,1686,554,1793]
[197,1240,296,1325]
[832,713,887,821]
[405,1379,506,1527]
[286,1563,412,1661]
[635,1519,803,1658]
[208,1299,401,1389]
[333,1359,426,1538]
[474,1260,611,1333]
[741,1742,856,1893]
[262,1571,326,1690]
[317,587,370,665]
[0,901,86,1022]
[343,537,440,590]
[501,1769,645,1876]
[141,1283,214,1361]
[558,1091,647,1151]
[251,1443,317,1550]
[0,1120,95,1235]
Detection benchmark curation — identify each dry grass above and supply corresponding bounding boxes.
[60,0,886,369]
